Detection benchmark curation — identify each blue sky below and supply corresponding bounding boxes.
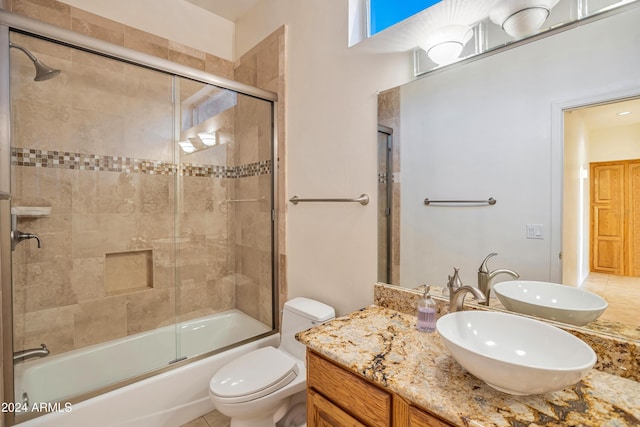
[369,0,443,35]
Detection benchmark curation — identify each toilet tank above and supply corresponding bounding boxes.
[278,297,335,361]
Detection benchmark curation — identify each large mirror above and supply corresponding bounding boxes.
[377,4,640,342]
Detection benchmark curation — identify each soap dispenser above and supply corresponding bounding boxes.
[417,285,437,333]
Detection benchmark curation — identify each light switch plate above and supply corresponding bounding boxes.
[526,224,544,239]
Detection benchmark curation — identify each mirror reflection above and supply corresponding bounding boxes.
[376,6,640,341]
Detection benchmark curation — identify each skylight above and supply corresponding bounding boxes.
[369,0,443,35]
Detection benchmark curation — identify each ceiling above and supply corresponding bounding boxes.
[577,97,640,131]
[184,0,261,21]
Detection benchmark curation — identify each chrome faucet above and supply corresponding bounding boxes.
[477,253,519,306]
[445,268,487,311]
[449,286,487,312]
[13,344,49,362]
[446,267,463,295]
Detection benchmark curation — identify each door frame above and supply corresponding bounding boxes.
[552,87,640,285]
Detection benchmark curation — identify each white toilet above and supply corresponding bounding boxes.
[209,297,335,427]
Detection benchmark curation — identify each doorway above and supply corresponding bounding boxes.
[563,96,640,326]
[377,125,393,283]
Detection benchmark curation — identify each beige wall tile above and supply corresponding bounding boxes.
[14,305,76,355]
[209,276,236,312]
[178,281,213,316]
[9,0,71,29]
[13,167,72,215]
[234,53,257,87]
[71,257,105,302]
[234,273,259,319]
[205,54,233,80]
[169,41,206,71]
[256,31,280,89]
[74,297,127,348]
[71,8,125,45]
[126,288,175,334]
[124,27,169,60]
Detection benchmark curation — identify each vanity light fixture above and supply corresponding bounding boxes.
[420,24,472,66]
[197,131,217,146]
[489,0,560,38]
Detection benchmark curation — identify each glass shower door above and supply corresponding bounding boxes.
[5,28,277,423]
[174,77,275,360]
[9,32,180,410]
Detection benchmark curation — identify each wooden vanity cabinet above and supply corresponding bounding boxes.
[306,350,454,427]
[408,406,455,427]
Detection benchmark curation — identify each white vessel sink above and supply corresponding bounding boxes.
[436,311,596,395]
[493,281,608,326]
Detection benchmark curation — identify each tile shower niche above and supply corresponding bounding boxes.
[105,249,154,295]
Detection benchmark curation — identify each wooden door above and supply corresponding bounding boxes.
[590,160,640,277]
[629,162,640,276]
[591,163,625,274]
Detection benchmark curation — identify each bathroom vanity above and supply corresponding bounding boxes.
[307,349,450,426]
[297,305,640,426]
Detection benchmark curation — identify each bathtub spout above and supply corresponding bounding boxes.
[14,344,49,362]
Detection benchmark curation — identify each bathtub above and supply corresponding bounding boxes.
[14,309,278,427]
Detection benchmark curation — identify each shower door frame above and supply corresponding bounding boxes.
[0,10,280,425]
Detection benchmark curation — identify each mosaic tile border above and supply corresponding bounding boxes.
[11,147,272,178]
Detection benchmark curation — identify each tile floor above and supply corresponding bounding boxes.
[581,272,640,327]
[180,410,230,427]
[181,273,640,427]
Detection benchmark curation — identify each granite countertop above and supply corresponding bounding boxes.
[297,305,640,427]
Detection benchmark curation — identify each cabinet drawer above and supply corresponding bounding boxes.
[308,388,367,427]
[308,350,391,427]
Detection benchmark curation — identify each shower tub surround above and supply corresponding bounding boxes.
[11,143,274,358]
[9,29,276,364]
[3,1,287,425]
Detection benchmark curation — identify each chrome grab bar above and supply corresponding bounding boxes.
[289,194,369,206]
[424,197,496,206]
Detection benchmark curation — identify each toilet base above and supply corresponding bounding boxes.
[226,398,289,427]
[219,390,306,427]
[276,398,306,427]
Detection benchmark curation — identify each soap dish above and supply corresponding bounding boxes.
[11,206,52,217]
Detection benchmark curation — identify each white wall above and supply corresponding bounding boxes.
[399,7,640,289]
[236,1,411,315]
[563,111,590,286]
[59,0,235,60]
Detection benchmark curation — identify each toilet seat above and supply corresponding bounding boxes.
[210,347,299,404]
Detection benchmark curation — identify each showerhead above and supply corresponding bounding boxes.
[9,42,61,81]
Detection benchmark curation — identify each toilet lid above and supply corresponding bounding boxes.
[210,347,299,403]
